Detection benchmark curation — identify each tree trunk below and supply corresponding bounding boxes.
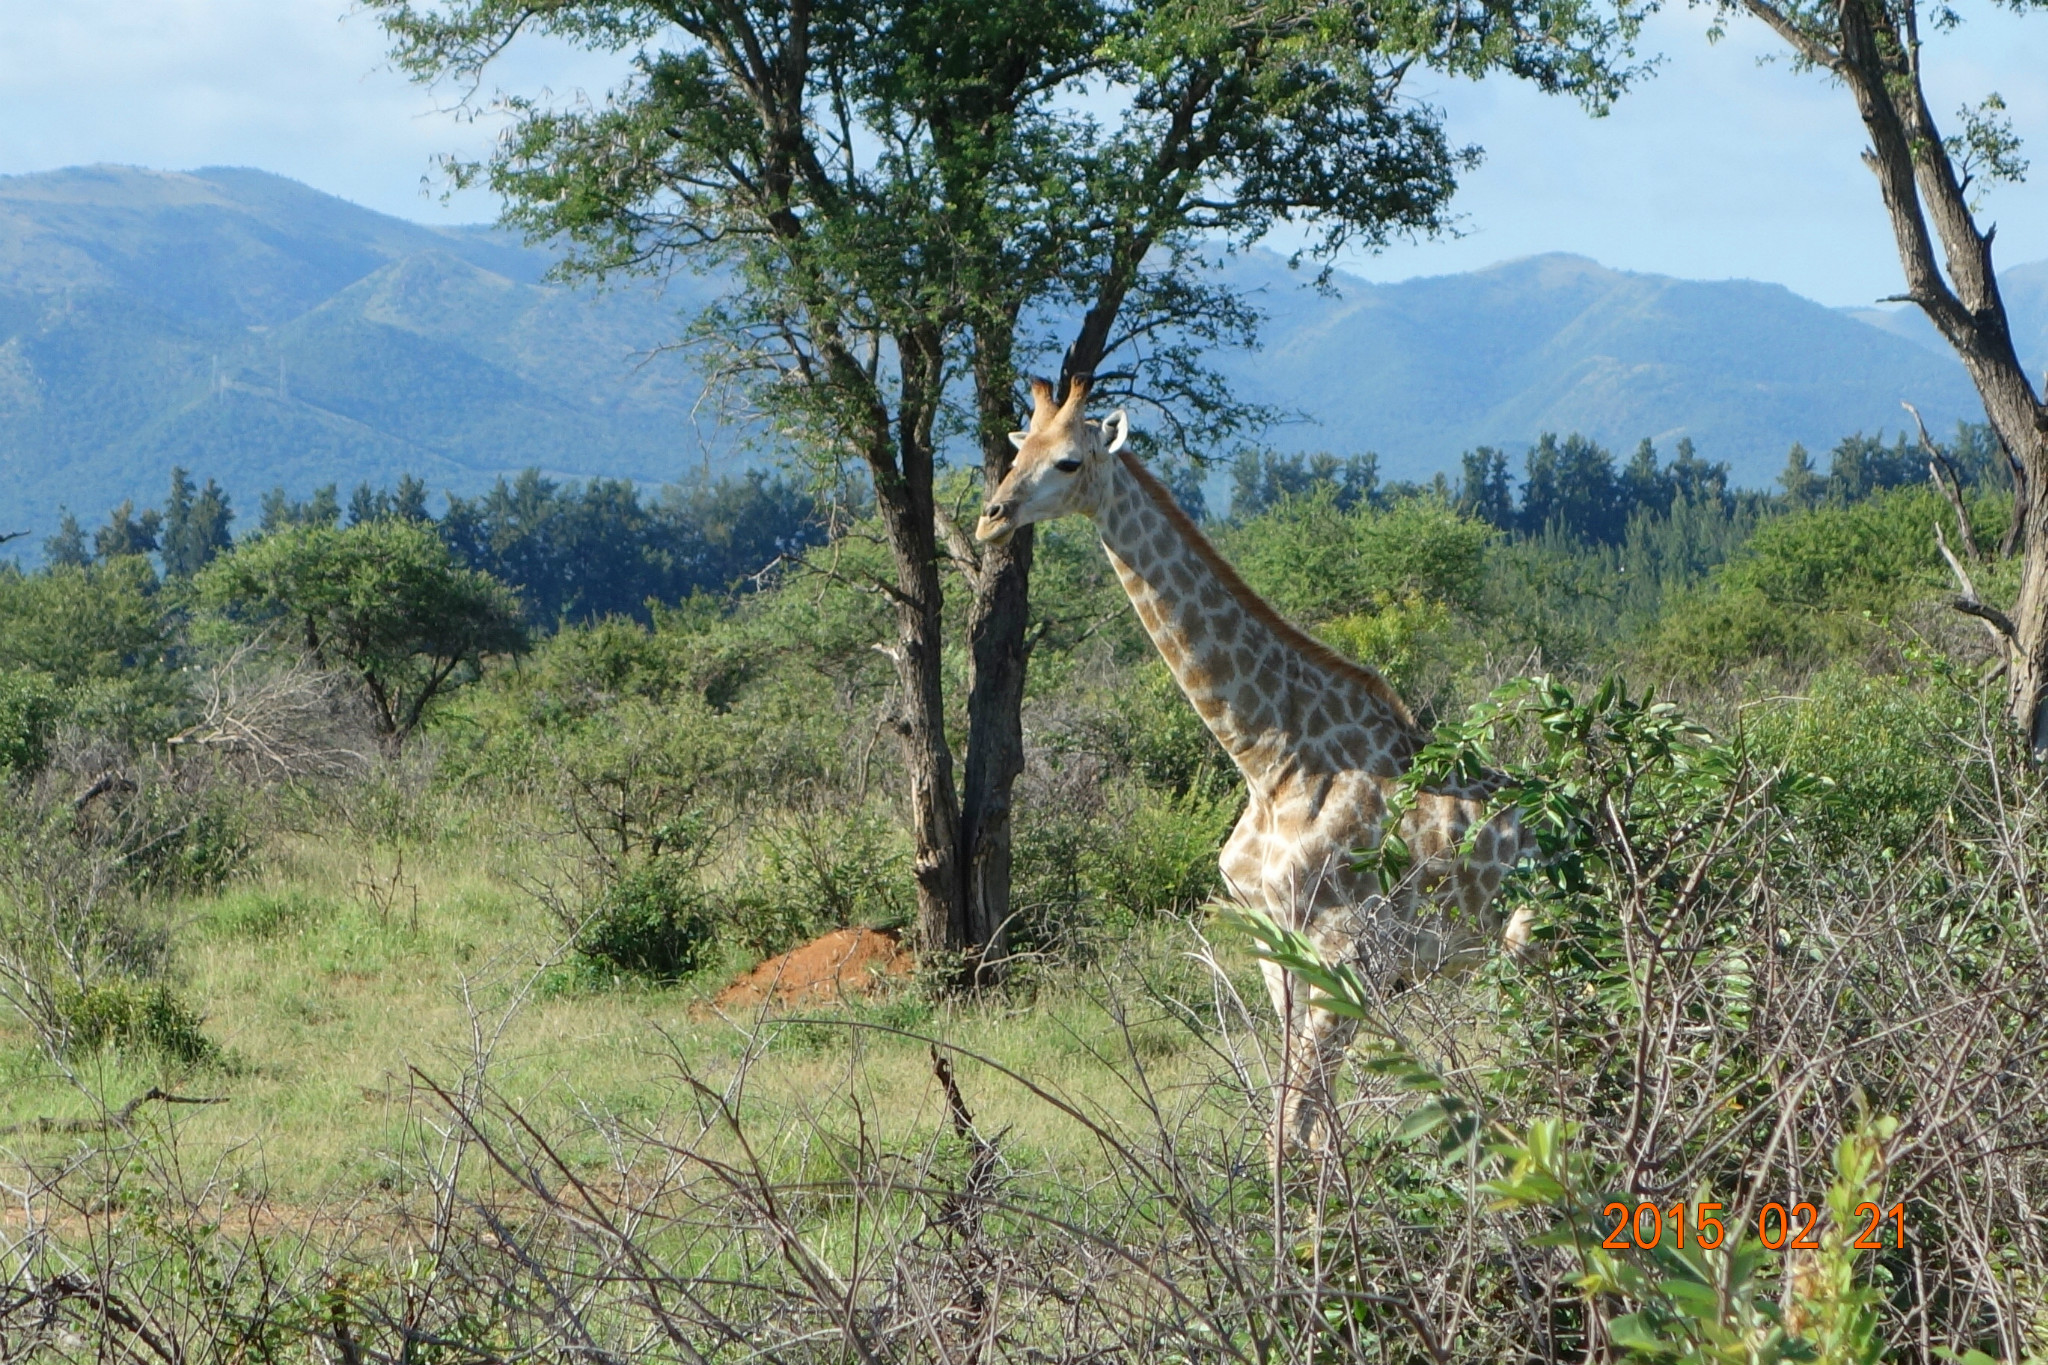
[959,323,1033,982]
[953,305,1137,982]
[868,337,967,957]
[1821,0,2048,750]
[2007,478,2048,753]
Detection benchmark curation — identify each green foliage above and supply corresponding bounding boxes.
[1318,592,1474,715]
[1520,431,1631,543]
[1481,1114,1896,1365]
[439,468,822,626]
[56,978,220,1067]
[0,555,176,688]
[1223,490,1492,621]
[1744,664,1979,855]
[1729,484,1953,612]
[200,519,525,748]
[1231,450,1381,518]
[723,810,912,960]
[1083,783,1236,920]
[131,787,256,897]
[576,857,717,984]
[1645,484,2001,681]
[160,466,235,577]
[0,670,61,776]
[1093,661,1236,800]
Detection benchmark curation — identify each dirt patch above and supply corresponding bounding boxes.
[714,927,913,1011]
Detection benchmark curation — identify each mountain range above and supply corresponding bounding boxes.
[2,163,2041,544]
[1219,251,2042,484]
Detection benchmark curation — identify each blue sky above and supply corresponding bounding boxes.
[1,0,2042,309]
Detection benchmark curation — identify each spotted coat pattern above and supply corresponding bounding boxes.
[977,383,1532,1159]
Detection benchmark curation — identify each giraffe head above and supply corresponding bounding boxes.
[975,376,1129,543]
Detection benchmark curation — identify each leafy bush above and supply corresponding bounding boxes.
[1083,782,1235,920]
[199,519,526,749]
[1642,486,2005,681]
[127,783,257,896]
[1742,663,1981,856]
[722,808,910,959]
[1224,490,1491,622]
[0,670,61,776]
[57,979,220,1067]
[1094,661,1235,800]
[576,857,717,983]
[0,558,186,742]
[1317,592,1476,720]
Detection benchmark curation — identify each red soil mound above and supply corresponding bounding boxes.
[714,926,913,1011]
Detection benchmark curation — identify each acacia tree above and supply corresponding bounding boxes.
[199,521,526,752]
[1716,0,2048,747]
[370,0,1642,975]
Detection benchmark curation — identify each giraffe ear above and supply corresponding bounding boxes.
[1101,409,1130,454]
[1009,430,1028,450]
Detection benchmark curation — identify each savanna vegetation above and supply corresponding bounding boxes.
[4,410,2047,1361]
[6,0,2048,1353]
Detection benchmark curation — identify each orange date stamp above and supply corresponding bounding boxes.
[1598,1200,1908,1252]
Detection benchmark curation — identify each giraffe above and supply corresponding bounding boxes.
[975,377,1533,1161]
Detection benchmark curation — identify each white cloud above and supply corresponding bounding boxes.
[0,0,614,221]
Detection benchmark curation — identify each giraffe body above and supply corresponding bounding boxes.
[978,380,1531,1158]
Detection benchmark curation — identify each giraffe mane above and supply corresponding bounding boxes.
[1116,450,1419,734]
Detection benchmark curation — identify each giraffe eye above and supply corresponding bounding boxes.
[1054,457,1082,473]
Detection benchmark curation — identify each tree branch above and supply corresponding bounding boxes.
[936,508,985,593]
[0,1087,228,1137]
[1907,400,1978,561]
[1936,521,2016,648]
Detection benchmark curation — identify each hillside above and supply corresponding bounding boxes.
[0,165,729,539]
[1224,251,2010,488]
[1842,256,2048,374]
[0,164,2035,538]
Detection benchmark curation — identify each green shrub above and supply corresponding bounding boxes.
[0,559,185,744]
[0,670,62,776]
[1102,662,1235,800]
[1223,490,1491,622]
[721,809,910,959]
[58,980,220,1067]
[1084,783,1236,919]
[1317,591,1477,720]
[1640,486,2003,682]
[130,786,255,896]
[1743,664,1979,855]
[576,858,717,983]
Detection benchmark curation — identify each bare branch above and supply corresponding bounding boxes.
[1909,400,1980,561]
[1938,521,2018,648]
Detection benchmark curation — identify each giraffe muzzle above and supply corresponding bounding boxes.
[974,501,1015,542]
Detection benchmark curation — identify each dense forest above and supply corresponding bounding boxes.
[5,412,2046,1360]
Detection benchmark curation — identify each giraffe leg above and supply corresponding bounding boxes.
[1502,900,1541,958]
[1273,995,1361,1165]
[1262,913,1369,1169]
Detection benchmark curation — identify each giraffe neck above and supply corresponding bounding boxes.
[1092,453,1418,788]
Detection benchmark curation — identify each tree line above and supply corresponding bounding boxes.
[38,466,825,626]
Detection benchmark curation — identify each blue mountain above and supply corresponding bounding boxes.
[0,164,2028,540]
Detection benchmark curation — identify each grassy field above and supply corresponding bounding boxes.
[8,472,2048,1359]
[0,819,1273,1214]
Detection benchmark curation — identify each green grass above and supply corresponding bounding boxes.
[0,824,1260,1216]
